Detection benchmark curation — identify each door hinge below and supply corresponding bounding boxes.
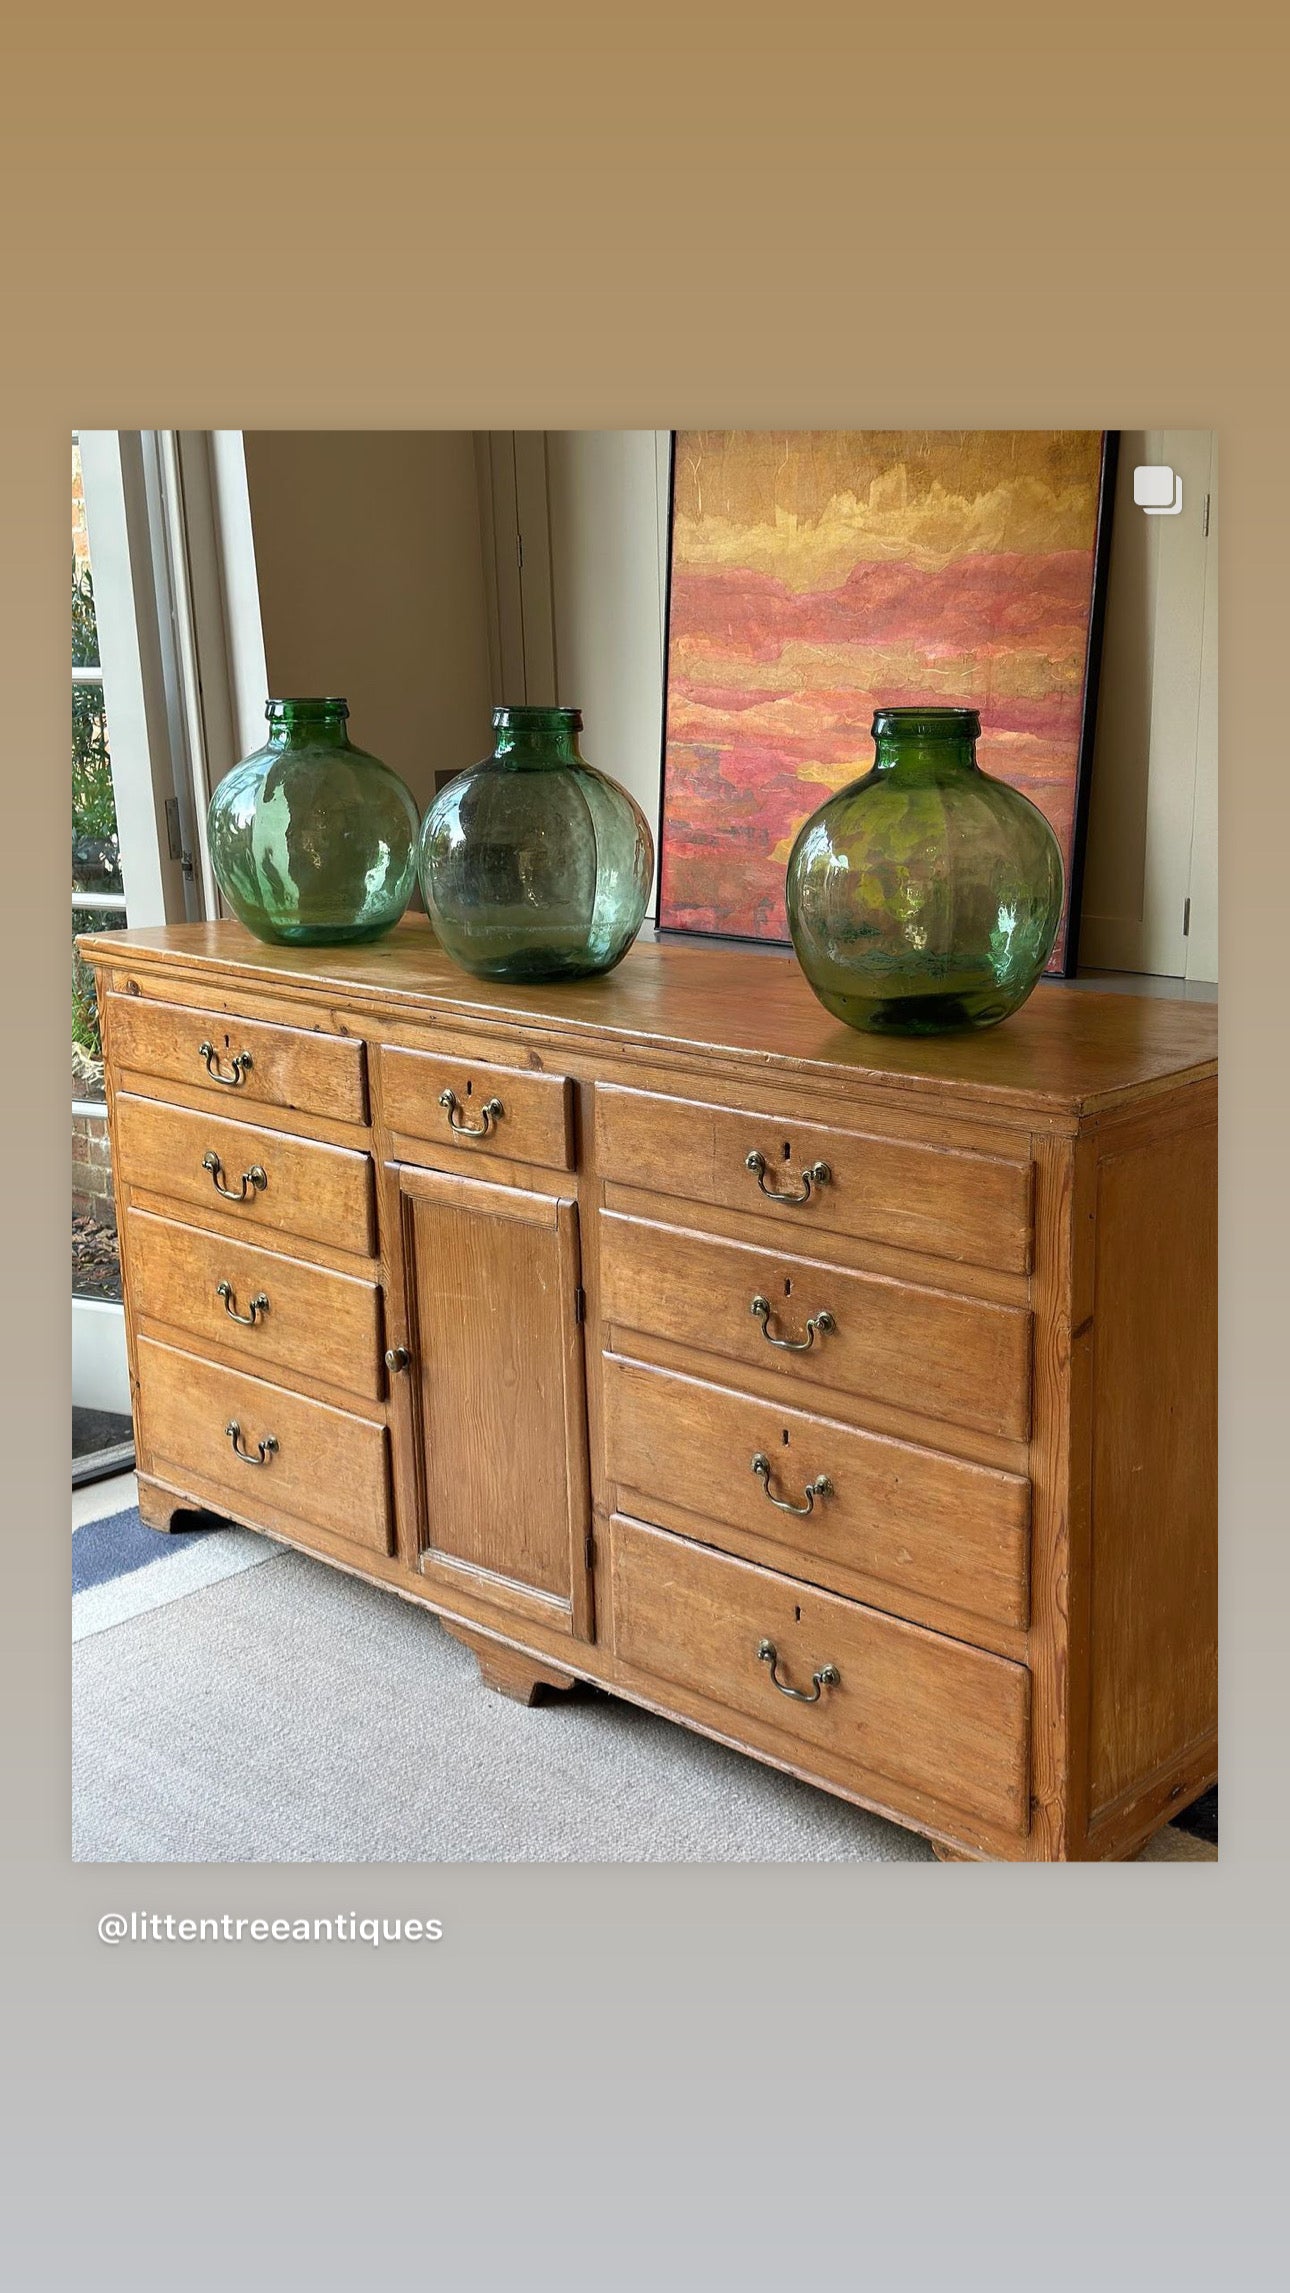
[516,529,524,572]
[574,1283,586,1324]
[585,1531,596,1570]
[1202,492,1211,538]
[1183,897,1191,937]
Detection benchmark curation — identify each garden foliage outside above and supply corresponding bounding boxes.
[72,558,122,1061]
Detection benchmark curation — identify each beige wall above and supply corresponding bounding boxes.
[544,431,670,908]
[1079,430,1217,981]
[242,431,494,812]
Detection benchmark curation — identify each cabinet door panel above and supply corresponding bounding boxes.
[396,1166,592,1638]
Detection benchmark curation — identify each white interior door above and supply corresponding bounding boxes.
[1079,429,1217,981]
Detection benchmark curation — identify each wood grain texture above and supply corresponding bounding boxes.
[124,1207,383,1402]
[114,1092,375,1257]
[600,1211,1033,1442]
[104,991,368,1123]
[399,1166,592,1636]
[82,919,1217,1121]
[1087,1114,1218,1815]
[381,1043,574,1169]
[603,1352,1031,1631]
[84,924,1218,1862]
[600,1176,1030,1310]
[1019,1128,1095,1859]
[595,1082,1033,1272]
[608,1513,1031,1835]
[134,1337,393,1556]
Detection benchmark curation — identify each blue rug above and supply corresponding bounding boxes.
[71,1505,279,1641]
[72,1506,210,1593]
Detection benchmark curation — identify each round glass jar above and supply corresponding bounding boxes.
[207,697,420,946]
[785,706,1064,1034]
[418,705,654,982]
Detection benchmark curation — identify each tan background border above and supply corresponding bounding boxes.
[3,4,1286,2285]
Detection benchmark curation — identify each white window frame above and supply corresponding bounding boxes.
[73,431,267,1422]
[76,430,199,928]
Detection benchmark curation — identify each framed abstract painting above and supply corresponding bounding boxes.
[656,429,1117,974]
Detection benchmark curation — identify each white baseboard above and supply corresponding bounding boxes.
[72,1296,130,1415]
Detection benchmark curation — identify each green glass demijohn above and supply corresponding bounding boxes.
[418,705,654,982]
[207,697,420,945]
[785,707,1064,1035]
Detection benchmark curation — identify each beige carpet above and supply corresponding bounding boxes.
[72,1536,1216,1864]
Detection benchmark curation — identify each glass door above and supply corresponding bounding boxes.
[72,436,133,1483]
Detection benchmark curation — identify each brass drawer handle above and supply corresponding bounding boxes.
[751,1452,833,1515]
[757,1638,840,1704]
[750,1294,835,1352]
[438,1088,504,1139]
[216,1280,269,1327]
[199,1040,253,1087]
[384,1346,411,1373]
[202,1151,267,1202]
[225,1419,278,1466]
[745,1150,831,1204]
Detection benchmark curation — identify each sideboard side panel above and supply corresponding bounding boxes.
[1086,1096,1219,1824]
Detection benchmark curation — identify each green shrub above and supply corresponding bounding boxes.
[72,560,120,1061]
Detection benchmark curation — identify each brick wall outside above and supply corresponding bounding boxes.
[72,1105,116,1230]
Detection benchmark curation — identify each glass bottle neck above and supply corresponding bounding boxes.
[871,733,979,781]
[492,723,583,768]
[265,703,351,750]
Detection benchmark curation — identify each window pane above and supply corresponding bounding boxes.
[72,442,123,898]
[72,438,99,669]
[72,911,124,1302]
[72,906,124,1093]
[73,444,124,1307]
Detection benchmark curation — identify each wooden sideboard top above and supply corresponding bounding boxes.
[82,919,1217,1120]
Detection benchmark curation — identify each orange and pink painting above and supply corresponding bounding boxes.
[658,430,1112,968]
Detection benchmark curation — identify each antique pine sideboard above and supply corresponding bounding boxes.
[81,919,1218,1862]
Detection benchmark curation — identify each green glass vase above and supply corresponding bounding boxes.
[418,706,654,982]
[785,707,1064,1035]
[207,697,419,945]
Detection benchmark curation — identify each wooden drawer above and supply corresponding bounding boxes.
[381,1045,574,1171]
[595,1083,1032,1273]
[608,1514,1031,1835]
[124,1208,384,1402]
[603,1354,1030,1630]
[106,992,367,1123]
[114,1094,375,1257]
[135,1336,393,1556]
[600,1213,1032,1442]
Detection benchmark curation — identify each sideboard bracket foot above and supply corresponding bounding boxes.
[442,1622,579,1708]
[136,1475,218,1536]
